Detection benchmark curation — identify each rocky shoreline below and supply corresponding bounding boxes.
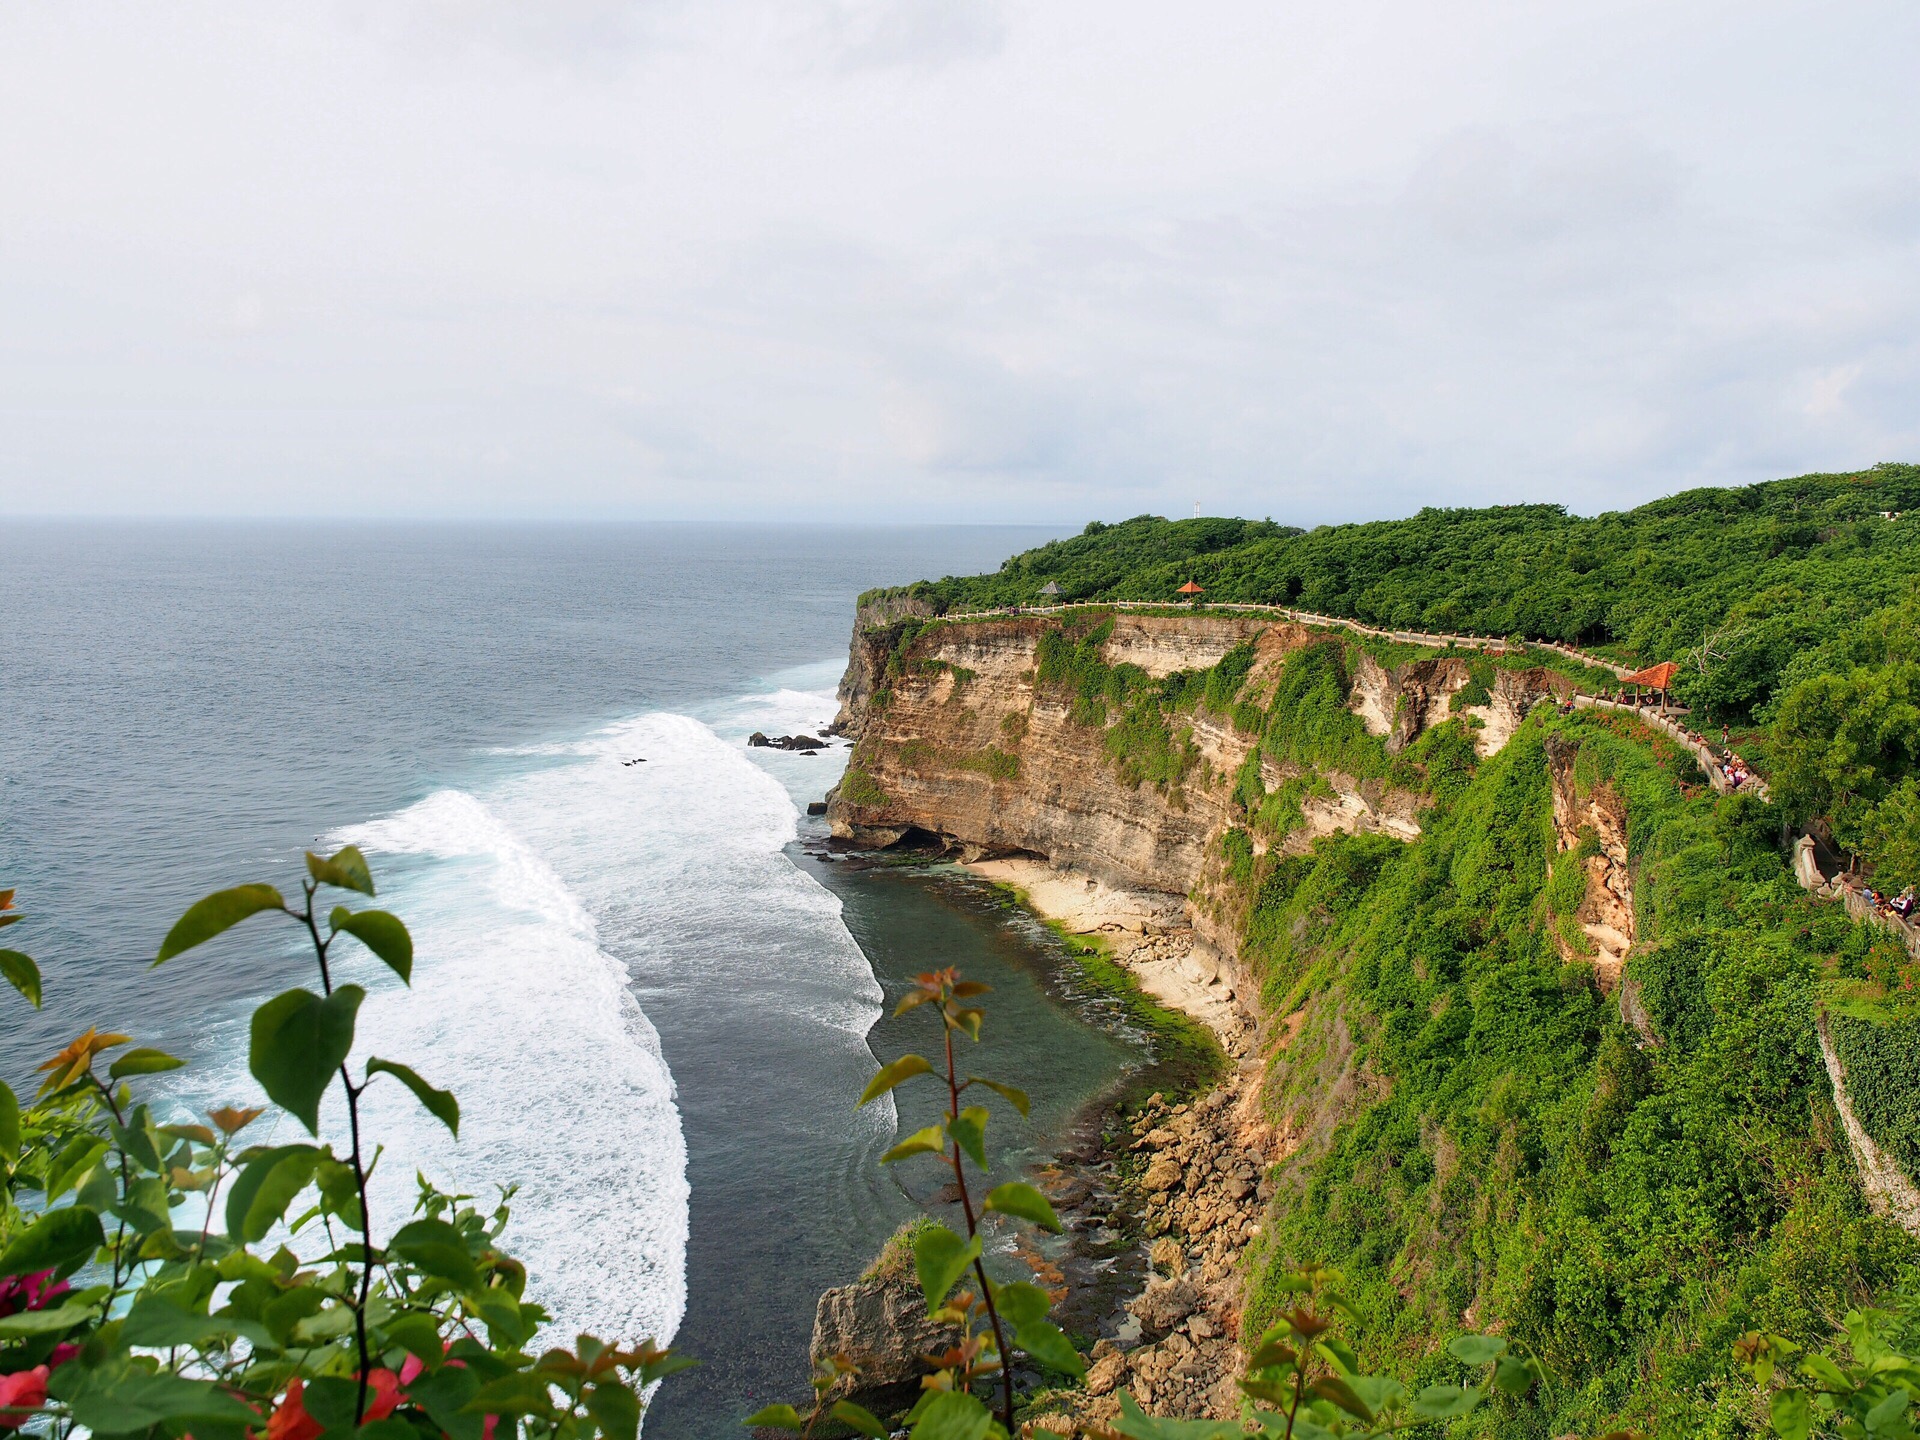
[804,847,1273,1430]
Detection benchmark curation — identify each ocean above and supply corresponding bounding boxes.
[0,521,1141,1435]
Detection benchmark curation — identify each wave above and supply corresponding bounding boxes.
[333,787,690,1352]
[165,664,892,1405]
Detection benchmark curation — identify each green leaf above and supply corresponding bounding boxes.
[913,1222,982,1314]
[0,1204,103,1276]
[0,1298,96,1338]
[992,1279,1052,1330]
[0,1078,18,1162]
[121,1294,275,1350]
[909,1389,993,1440]
[1348,1376,1405,1413]
[831,1401,889,1438]
[156,884,286,964]
[1447,1334,1508,1366]
[1109,1392,1241,1438]
[109,1047,185,1079]
[1492,1353,1536,1396]
[407,1361,485,1440]
[1308,1375,1373,1421]
[465,1372,558,1418]
[44,1136,109,1202]
[299,1376,361,1431]
[857,1053,932,1107]
[1770,1387,1811,1440]
[50,1365,260,1432]
[1409,1384,1481,1421]
[636,1349,698,1386]
[0,949,41,1008]
[390,1217,479,1287]
[383,1310,447,1367]
[967,1076,1030,1117]
[881,1123,947,1165]
[472,1289,531,1348]
[1802,1354,1851,1390]
[224,1144,322,1243]
[949,1105,990,1170]
[1867,1388,1910,1431]
[584,1382,641,1440]
[367,1057,459,1136]
[308,845,376,896]
[743,1404,807,1430]
[248,984,364,1133]
[1013,1316,1085,1378]
[330,909,413,985]
[982,1181,1062,1233]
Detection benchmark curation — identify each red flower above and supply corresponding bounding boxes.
[0,1366,49,1430]
[390,1347,494,1440]
[0,1271,68,1320]
[267,1378,323,1440]
[362,1370,403,1423]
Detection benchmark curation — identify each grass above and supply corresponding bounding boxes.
[861,1216,939,1284]
[837,767,889,808]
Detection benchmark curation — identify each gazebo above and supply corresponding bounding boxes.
[1039,581,1062,599]
[1620,660,1679,711]
[1177,581,1205,603]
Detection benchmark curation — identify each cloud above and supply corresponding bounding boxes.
[1,1,1917,521]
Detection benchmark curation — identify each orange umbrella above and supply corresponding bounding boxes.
[1177,581,1204,596]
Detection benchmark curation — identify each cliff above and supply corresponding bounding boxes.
[827,608,1574,944]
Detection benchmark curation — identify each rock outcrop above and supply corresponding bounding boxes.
[1071,1079,1275,1423]
[1544,733,1636,991]
[809,1234,956,1408]
[1817,1014,1920,1237]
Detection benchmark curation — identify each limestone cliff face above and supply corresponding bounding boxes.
[831,613,1269,895]
[827,613,1576,972]
[1348,652,1575,757]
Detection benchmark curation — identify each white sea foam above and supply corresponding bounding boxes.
[331,787,690,1352]
[169,668,891,1392]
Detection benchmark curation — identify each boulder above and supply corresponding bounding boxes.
[1149,1237,1185,1274]
[1128,1278,1199,1335]
[806,801,829,816]
[1142,1154,1183,1193]
[1085,1351,1128,1397]
[810,1263,954,1400]
[747,732,771,748]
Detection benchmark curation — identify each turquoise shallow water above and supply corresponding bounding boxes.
[0,520,1141,1433]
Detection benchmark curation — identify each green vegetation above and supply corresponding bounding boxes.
[883,464,1920,887]
[1829,1014,1920,1179]
[1238,709,1919,1437]
[0,850,687,1440]
[896,740,1020,782]
[884,466,1920,709]
[836,766,890,808]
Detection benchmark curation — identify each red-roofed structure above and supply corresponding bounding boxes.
[1621,661,1679,689]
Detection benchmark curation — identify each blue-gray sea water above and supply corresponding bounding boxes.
[0,522,1140,1435]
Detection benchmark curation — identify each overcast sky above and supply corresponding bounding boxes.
[2,2,1916,524]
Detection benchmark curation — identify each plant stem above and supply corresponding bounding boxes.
[299,884,375,1422]
[945,1021,1015,1433]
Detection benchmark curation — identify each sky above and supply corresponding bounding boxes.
[1,1,1916,525]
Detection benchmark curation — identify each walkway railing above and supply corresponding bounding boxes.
[923,598,1782,795]
[926,599,1634,678]
[1573,696,1769,801]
